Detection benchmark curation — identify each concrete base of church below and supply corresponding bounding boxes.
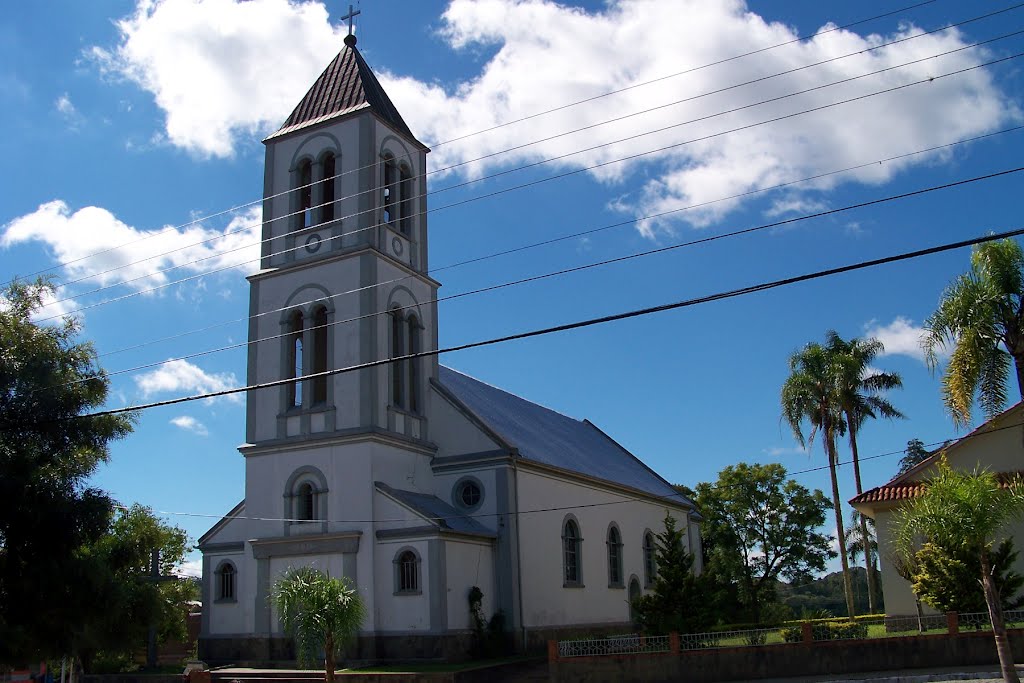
[520,622,635,654]
[199,631,479,666]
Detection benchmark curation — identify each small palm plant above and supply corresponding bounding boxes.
[271,567,366,683]
[894,459,1024,683]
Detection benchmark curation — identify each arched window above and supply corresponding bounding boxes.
[297,159,313,229]
[297,482,316,520]
[311,306,328,404]
[383,157,397,225]
[394,549,420,594]
[643,531,657,587]
[399,166,413,235]
[563,518,582,586]
[216,561,236,601]
[390,309,405,408]
[320,153,336,225]
[628,576,642,623]
[407,315,420,413]
[287,310,304,408]
[607,525,623,587]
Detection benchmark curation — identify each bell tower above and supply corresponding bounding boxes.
[243,29,438,447]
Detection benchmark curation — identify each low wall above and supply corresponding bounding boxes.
[549,629,1024,683]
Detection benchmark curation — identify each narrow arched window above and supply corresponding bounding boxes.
[390,309,404,408]
[399,166,413,235]
[383,158,397,225]
[311,306,328,404]
[216,562,236,601]
[297,160,313,229]
[643,531,657,587]
[297,482,315,520]
[320,153,335,225]
[407,315,420,413]
[607,526,623,587]
[287,310,304,408]
[563,519,581,586]
[396,550,419,593]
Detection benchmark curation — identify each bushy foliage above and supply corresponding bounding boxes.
[911,539,1024,613]
[467,586,511,658]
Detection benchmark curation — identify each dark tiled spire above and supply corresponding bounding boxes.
[267,34,423,147]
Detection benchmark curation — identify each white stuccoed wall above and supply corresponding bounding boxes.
[446,539,496,629]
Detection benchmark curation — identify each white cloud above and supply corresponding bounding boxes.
[177,558,202,578]
[0,201,261,308]
[91,0,1017,234]
[135,359,240,403]
[763,445,809,457]
[170,415,209,436]
[55,93,76,116]
[864,316,936,363]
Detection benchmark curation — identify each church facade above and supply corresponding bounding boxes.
[198,32,701,663]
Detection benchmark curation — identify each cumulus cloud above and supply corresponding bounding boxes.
[177,558,202,578]
[0,202,262,311]
[92,0,1017,234]
[763,445,809,457]
[135,359,240,403]
[864,316,941,363]
[170,415,209,436]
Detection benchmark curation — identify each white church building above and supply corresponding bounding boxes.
[198,30,702,663]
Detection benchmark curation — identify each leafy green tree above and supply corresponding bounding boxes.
[0,279,134,665]
[897,438,932,476]
[632,514,713,634]
[272,567,366,683]
[922,238,1024,427]
[826,331,903,613]
[911,539,1024,614]
[894,459,1024,683]
[781,340,857,618]
[694,463,834,623]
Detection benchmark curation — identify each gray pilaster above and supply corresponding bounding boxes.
[246,278,261,444]
[359,252,379,428]
[358,114,375,246]
[261,144,275,264]
[494,466,519,629]
[428,539,448,632]
[342,552,358,584]
[201,554,212,637]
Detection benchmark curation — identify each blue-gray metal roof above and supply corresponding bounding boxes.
[375,481,496,537]
[437,366,696,512]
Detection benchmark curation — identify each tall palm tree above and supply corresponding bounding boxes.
[781,341,856,618]
[272,567,366,683]
[895,460,1024,683]
[922,238,1024,427]
[845,510,882,610]
[826,331,903,613]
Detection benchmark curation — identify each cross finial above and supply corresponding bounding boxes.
[341,4,360,36]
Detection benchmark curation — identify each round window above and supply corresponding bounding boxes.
[455,479,483,510]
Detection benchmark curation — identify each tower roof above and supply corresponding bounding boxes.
[265,35,425,148]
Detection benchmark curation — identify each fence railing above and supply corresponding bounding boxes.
[549,611,1024,661]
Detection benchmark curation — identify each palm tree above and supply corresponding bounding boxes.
[845,511,882,610]
[781,341,856,618]
[826,331,903,613]
[271,567,366,683]
[894,460,1024,683]
[922,238,1024,428]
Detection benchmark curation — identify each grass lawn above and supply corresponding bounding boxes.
[342,656,537,674]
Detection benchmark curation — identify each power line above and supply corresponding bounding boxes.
[8,0,941,291]
[65,161,1024,391]
[14,210,1024,426]
[88,125,1024,364]
[33,43,1024,323]
[27,4,1013,298]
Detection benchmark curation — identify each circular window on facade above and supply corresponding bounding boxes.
[453,477,484,511]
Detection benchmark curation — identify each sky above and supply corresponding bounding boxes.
[2,0,1023,580]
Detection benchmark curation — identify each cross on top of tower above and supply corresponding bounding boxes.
[341,4,360,46]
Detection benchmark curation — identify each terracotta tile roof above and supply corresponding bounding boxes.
[266,36,423,146]
[851,470,1024,505]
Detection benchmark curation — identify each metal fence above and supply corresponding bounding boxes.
[557,634,670,658]
[679,626,783,650]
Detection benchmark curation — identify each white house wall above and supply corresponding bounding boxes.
[206,548,249,635]
[428,387,503,458]
[445,539,495,630]
[515,468,689,628]
[373,538,431,632]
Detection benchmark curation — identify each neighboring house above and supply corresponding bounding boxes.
[197,32,701,663]
[850,402,1024,616]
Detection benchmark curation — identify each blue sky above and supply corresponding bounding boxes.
[2,0,1023,578]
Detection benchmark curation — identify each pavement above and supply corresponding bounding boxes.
[756,664,1024,683]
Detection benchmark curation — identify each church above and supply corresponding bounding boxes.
[197,26,702,663]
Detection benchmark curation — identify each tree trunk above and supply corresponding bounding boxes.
[849,431,879,613]
[324,632,335,683]
[1014,354,1024,402]
[827,436,857,618]
[981,547,1019,683]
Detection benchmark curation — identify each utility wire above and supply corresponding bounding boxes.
[14,208,1024,426]
[88,125,1024,364]
[33,43,1024,323]
[46,16,1024,302]
[66,161,1024,390]
[6,0,941,290]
